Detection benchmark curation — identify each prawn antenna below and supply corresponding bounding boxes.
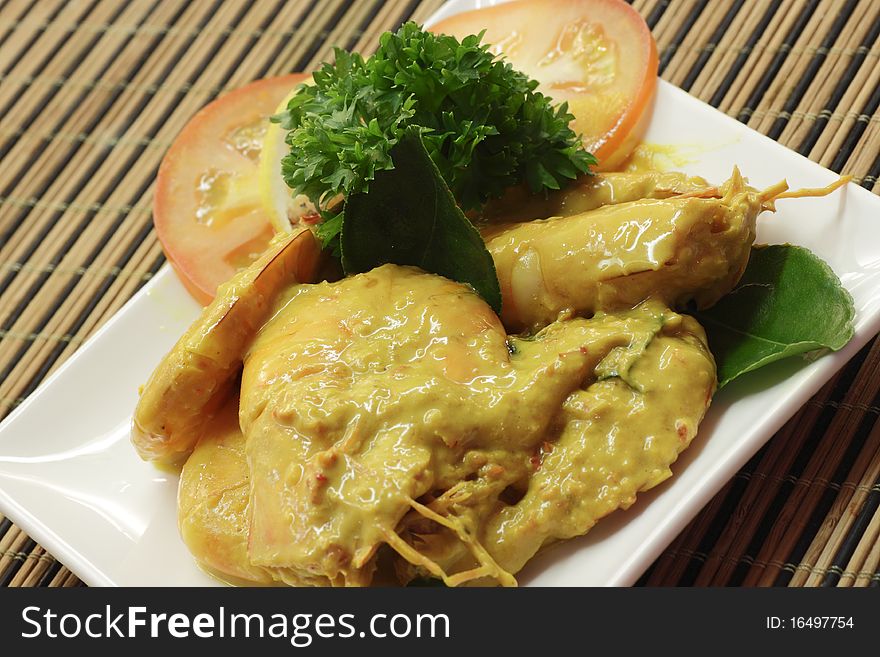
[383,496,517,587]
[760,175,851,211]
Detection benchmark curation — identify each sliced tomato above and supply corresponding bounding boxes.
[430,0,658,170]
[154,74,308,305]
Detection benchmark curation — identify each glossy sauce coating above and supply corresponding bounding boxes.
[237,265,714,585]
[141,166,741,585]
[485,169,760,332]
[178,397,276,585]
[480,169,709,225]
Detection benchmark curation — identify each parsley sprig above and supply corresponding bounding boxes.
[274,22,596,251]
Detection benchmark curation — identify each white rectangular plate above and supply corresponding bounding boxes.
[1,0,879,587]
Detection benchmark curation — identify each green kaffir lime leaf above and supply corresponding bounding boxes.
[696,244,855,388]
[341,128,502,314]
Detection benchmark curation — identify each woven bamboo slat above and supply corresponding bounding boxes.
[0,0,877,588]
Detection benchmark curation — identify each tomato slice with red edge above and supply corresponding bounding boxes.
[431,0,658,170]
[153,74,307,305]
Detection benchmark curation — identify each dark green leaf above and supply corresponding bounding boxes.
[696,244,854,388]
[341,128,502,314]
[594,310,666,389]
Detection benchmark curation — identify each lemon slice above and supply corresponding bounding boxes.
[259,84,315,234]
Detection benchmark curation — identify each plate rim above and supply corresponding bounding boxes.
[1,0,878,587]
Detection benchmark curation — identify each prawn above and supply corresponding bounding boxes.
[392,301,716,584]
[131,228,321,465]
[485,168,849,332]
[479,169,712,224]
[173,264,714,587]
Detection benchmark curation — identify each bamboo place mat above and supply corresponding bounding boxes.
[0,0,878,589]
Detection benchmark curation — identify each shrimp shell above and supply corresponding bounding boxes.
[131,229,321,465]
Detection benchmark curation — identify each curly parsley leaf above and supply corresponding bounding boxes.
[341,128,502,313]
[275,22,595,253]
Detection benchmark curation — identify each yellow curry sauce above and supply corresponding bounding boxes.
[175,265,714,586]
[134,158,787,586]
[483,168,761,331]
